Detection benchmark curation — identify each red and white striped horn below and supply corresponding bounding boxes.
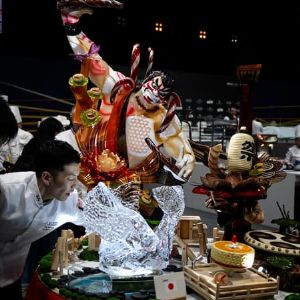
[130,43,140,83]
[145,47,154,77]
[157,92,182,133]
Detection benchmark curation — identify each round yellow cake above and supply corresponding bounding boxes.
[211,241,255,269]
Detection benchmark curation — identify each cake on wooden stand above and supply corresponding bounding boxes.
[210,239,255,271]
[183,234,279,300]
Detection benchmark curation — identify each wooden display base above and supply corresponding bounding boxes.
[184,263,279,300]
[176,216,203,245]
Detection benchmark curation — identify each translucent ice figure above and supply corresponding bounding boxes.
[83,182,184,276]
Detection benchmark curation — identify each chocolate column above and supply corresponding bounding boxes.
[236,64,262,135]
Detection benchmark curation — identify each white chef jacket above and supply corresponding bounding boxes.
[0,128,33,170]
[0,171,84,287]
[252,120,263,135]
[55,129,87,198]
[55,129,80,153]
[285,145,300,165]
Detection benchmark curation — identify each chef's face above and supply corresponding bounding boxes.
[47,163,80,201]
[295,138,300,149]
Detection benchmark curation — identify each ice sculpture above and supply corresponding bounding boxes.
[83,182,184,276]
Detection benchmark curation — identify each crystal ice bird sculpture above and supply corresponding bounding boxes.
[83,182,184,276]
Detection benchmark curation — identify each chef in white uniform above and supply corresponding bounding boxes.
[285,125,300,169]
[0,140,84,299]
[0,105,33,171]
